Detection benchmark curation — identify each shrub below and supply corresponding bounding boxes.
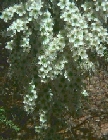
[0,0,108,139]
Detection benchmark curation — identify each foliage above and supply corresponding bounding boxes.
[0,0,108,139]
[0,107,20,132]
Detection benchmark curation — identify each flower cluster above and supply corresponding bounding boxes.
[7,19,28,34]
[23,81,38,113]
[1,3,26,22]
[38,31,67,82]
[95,0,108,23]
[26,0,42,20]
[1,0,42,53]
[58,1,89,62]
[35,118,48,133]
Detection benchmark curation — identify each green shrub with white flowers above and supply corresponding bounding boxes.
[1,0,108,139]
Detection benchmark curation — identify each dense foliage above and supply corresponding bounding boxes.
[0,0,108,139]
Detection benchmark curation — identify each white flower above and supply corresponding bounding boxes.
[5,40,14,50]
[1,7,16,22]
[57,0,69,9]
[15,4,26,16]
[29,98,33,101]
[8,19,27,33]
[40,114,46,123]
[82,90,89,96]
[34,94,38,99]
[29,9,38,18]
[78,49,88,60]
[20,37,30,47]
[31,84,35,89]
[1,11,12,22]
[31,89,36,93]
